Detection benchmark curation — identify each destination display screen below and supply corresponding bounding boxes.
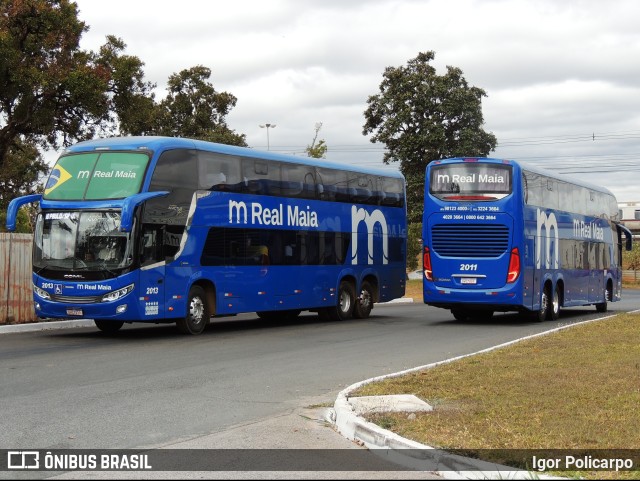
[430,163,512,200]
[43,152,149,200]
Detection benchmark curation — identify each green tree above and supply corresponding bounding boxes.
[623,241,640,270]
[0,1,153,162]
[406,222,422,271]
[363,51,497,222]
[95,35,157,136]
[306,122,327,158]
[0,139,45,232]
[151,66,247,146]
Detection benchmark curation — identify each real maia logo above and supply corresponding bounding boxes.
[228,200,318,227]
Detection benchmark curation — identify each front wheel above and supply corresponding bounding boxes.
[177,286,210,335]
[94,320,124,333]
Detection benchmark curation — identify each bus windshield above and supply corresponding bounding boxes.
[429,163,512,201]
[44,151,149,200]
[33,211,134,271]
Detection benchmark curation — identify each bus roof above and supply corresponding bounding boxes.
[64,136,404,180]
[433,157,616,197]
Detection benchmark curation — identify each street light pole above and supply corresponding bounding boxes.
[259,123,276,150]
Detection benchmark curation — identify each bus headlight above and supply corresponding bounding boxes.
[101,284,134,303]
[33,284,51,300]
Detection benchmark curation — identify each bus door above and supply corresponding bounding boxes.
[588,242,603,303]
[138,225,166,320]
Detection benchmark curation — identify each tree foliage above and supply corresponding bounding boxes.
[407,222,422,271]
[0,1,153,160]
[0,0,247,222]
[149,66,247,146]
[305,122,327,158]
[0,139,44,232]
[363,51,497,222]
[623,240,640,270]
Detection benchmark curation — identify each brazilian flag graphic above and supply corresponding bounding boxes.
[44,165,73,195]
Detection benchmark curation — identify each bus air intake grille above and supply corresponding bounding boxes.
[50,294,102,304]
[431,224,510,258]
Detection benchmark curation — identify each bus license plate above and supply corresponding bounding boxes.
[66,308,83,316]
[461,278,477,285]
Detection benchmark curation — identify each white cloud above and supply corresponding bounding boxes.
[70,0,640,201]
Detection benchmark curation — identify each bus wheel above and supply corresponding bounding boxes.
[354,281,374,319]
[595,284,611,313]
[321,280,355,321]
[530,285,551,322]
[95,320,124,333]
[550,285,560,320]
[177,286,210,335]
[451,309,469,321]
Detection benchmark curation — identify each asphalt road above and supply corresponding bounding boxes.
[2,291,640,477]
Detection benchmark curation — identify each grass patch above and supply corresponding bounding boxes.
[352,313,640,479]
[404,279,422,301]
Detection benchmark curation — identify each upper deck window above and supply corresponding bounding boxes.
[43,152,149,201]
[430,163,512,201]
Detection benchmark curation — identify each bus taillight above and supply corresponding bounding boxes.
[423,247,433,281]
[507,247,520,283]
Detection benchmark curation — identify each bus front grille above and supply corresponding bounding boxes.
[50,294,102,304]
[431,224,510,258]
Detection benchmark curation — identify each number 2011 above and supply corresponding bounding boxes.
[460,264,478,271]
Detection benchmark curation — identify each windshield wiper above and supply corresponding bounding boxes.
[98,261,119,277]
[65,256,90,270]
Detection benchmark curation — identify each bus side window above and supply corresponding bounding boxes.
[140,225,163,266]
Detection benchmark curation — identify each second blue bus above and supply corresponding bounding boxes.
[422,157,632,321]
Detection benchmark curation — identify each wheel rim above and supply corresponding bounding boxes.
[339,289,352,314]
[541,291,548,315]
[189,296,204,325]
[552,290,559,314]
[359,288,371,310]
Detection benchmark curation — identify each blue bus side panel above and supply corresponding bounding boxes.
[162,192,407,315]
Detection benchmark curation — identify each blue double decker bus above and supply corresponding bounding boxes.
[422,157,632,321]
[6,137,407,334]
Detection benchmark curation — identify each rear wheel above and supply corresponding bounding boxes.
[530,284,551,322]
[94,320,124,333]
[451,309,470,321]
[550,284,561,320]
[595,283,612,313]
[177,286,210,335]
[353,281,374,319]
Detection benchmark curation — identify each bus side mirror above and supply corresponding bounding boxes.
[617,223,633,251]
[6,194,42,231]
[120,191,169,232]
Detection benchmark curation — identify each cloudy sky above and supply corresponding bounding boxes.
[71,0,640,202]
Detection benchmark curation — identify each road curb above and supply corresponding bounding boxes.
[329,316,621,479]
[0,299,416,334]
[0,319,95,334]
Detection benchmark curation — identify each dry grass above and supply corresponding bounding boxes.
[404,279,422,301]
[353,313,640,479]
